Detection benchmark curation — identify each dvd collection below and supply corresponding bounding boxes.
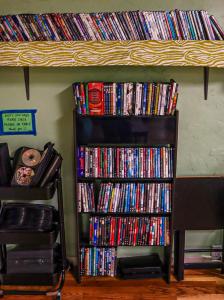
[73,81,178,116]
[0,11,223,41]
[98,183,172,213]
[89,216,170,246]
[77,183,171,213]
[78,146,174,178]
[80,247,117,276]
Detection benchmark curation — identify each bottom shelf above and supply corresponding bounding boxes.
[80,272,165,280]
[184,256,223,270]
[0,272,61,286]
[78,250,170,282]
[184,261,223,269]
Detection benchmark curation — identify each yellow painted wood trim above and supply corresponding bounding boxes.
[0,40,223,67]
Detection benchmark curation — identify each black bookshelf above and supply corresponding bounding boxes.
[74,110,179,283]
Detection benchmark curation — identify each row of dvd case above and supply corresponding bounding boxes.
[78,147,174,178]
[0,10,223,41]
[78,183,172,213]
[89,216,170,246]
[80,247,117,277]
[73,80,178,116]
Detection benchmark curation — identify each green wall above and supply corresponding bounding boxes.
[0,0,224,257]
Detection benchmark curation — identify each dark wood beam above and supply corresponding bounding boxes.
[23,67,30,100]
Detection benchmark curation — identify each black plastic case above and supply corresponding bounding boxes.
[6,244,60,274]
[118,253,163,279]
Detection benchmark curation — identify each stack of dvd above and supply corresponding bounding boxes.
[89,216,170,246]
[77,183,95,212]
[78,146,174,178]
[73,81,178,116]
[97,183,171,213]
[0,11,223,41]
[80,247,117,276]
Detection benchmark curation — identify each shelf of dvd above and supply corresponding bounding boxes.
[0,10,223,102]
[0,40,223,68]
[73,85,178,282]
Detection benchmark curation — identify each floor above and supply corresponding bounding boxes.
[1,269,224,300]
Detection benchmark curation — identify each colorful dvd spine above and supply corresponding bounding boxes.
[0,11,223,41]
[89,217,169,246]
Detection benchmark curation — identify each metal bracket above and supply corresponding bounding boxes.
[23,67,30,100]
[204,66,209,100]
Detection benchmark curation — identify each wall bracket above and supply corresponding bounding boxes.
[204,67,209,100]
[21,65,209,101]
[23,67,30,101]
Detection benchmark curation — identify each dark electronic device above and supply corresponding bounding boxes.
[6,244,60,274]
[118,254,162,279]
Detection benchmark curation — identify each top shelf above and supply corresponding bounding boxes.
[0,40,223,67]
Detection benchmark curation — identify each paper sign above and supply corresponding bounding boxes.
[0,110,37,135]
